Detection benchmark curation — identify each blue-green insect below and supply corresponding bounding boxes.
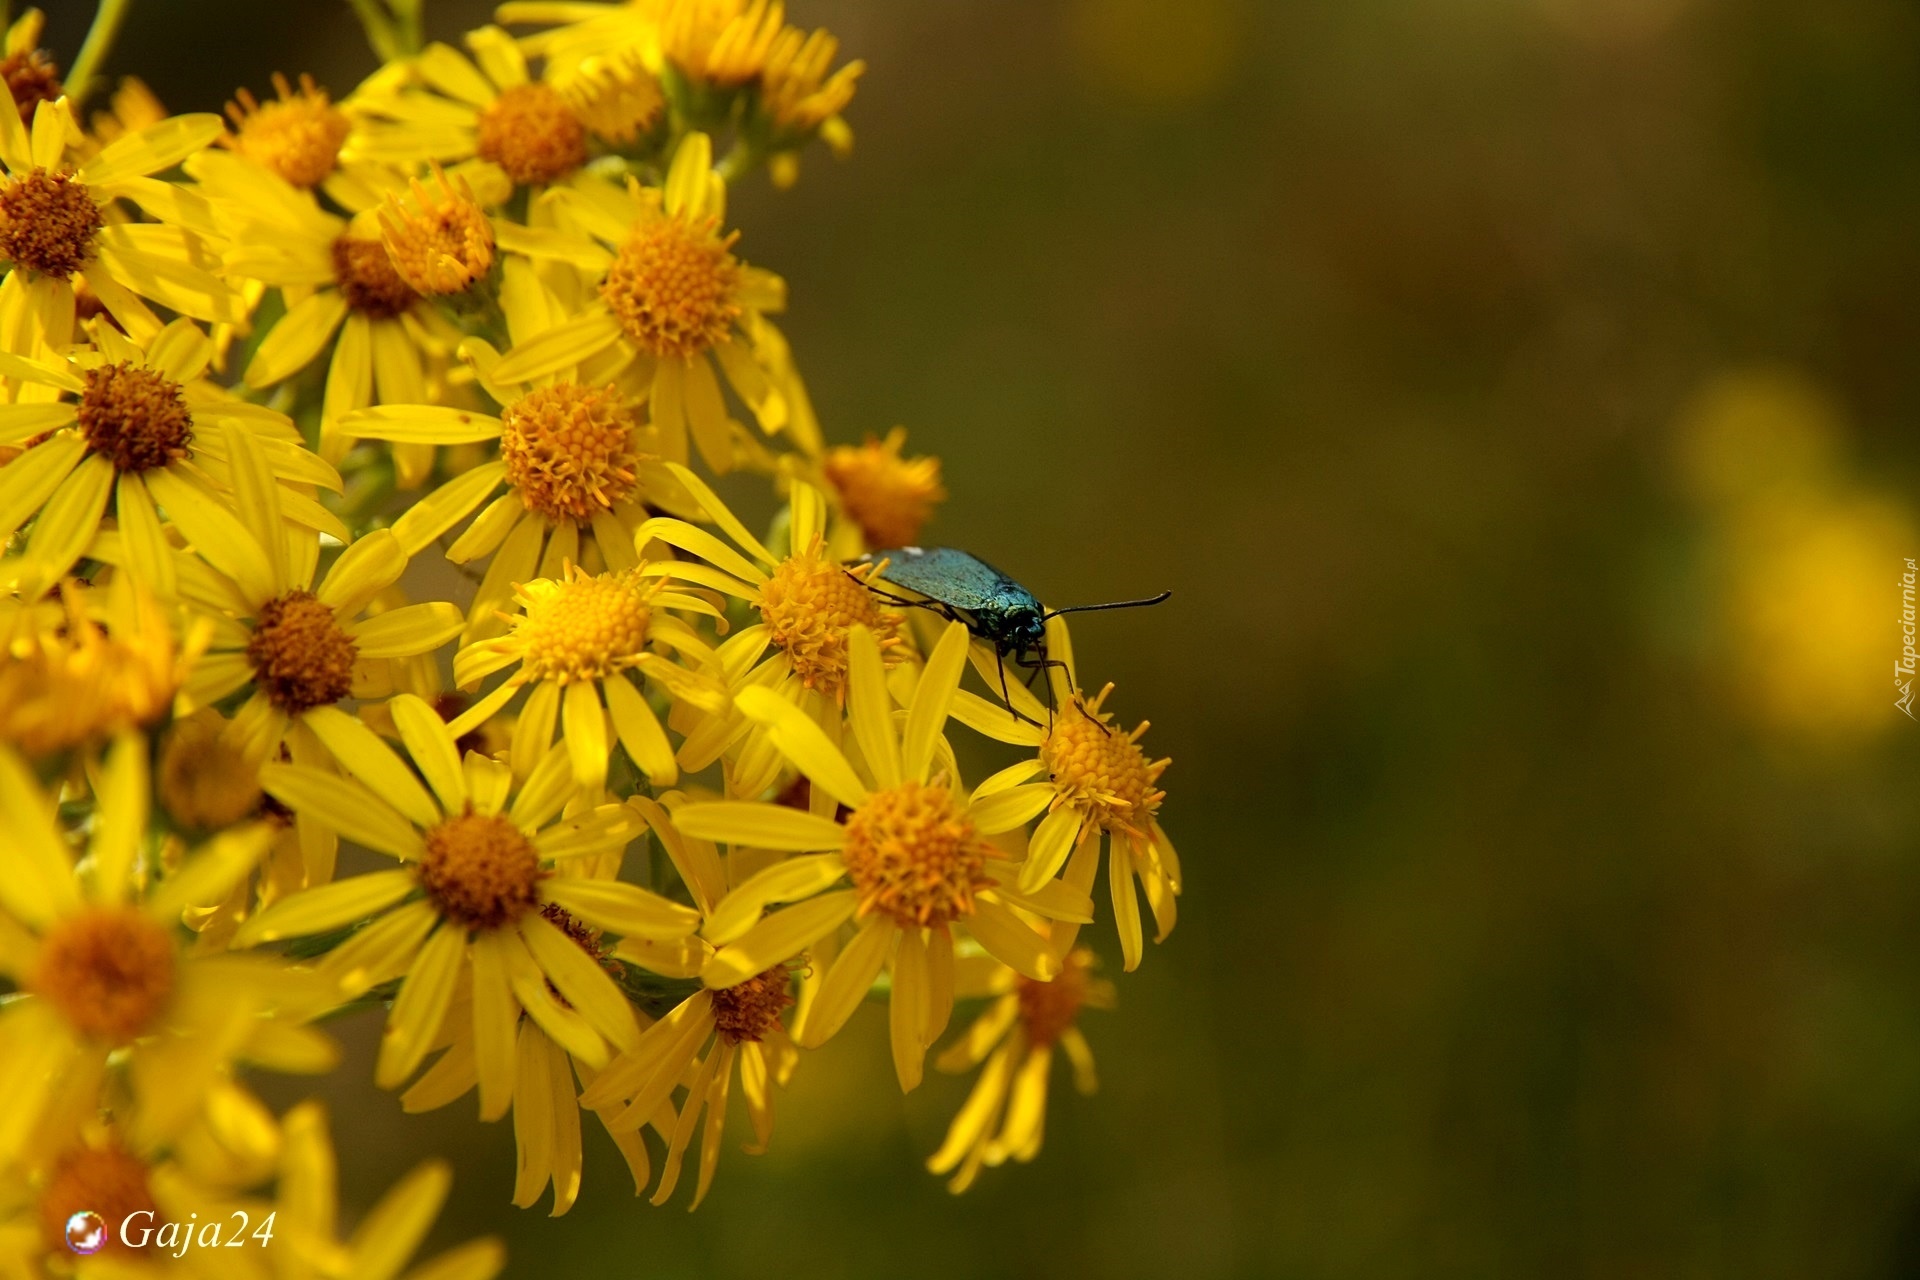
[853,546,1170,726]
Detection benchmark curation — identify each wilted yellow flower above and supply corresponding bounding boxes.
[379,167,497,297]
[927,947,1112,1192]
[822,427,945,550]
[0,8,61,127]
[0,576,191,757]
[578,796,803,1209]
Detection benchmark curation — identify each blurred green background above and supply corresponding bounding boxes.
[43,0,1920,1273]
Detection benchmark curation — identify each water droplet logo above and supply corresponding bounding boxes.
[64,1210,107,1255]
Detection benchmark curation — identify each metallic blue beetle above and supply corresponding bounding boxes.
[852,546,1169,725]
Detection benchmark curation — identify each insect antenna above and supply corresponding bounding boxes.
[1042,590,1172,620]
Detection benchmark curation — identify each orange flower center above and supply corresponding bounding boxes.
[419,811,542,931]
[247,591,358,714]
[756,539,901,699]
[78,363,194,474]
[600,214,742,359]
[840,781,992,928]
[36,1143,157,1258]
[512,566,659,683]
[1015,948,1092,1048]
[1040,685,1167,840]
[2,47,62,126]
[331,235,417,319]
[378,170,495,297]
[476,82,588,186]
[500,383,640,523]
[227,73,350,189]
[822,430,946,549]
[31,907,177,1044]
[0,169,101,280]
[710,962,795,1044]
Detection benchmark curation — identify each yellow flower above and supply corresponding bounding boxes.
[231,696,699,1102]
[0,98,242,350]
[130,436,457,765]
[190,150,467,464]
[338,259,707,639]
[355,27,595,189]
[0,734,332,1167]
[449,563,729,794]
[562,794,808,1208]
[547,46,666,146]
[272,1100,506,1280]
[673,620,1093,1090]
[820,426,945,550]
[492,132,796,473]
[398,894,678,1215]
[954,633,1180,972]
[0,574,196,757]
[632,470,905,779]
[0,316,343,597]
[225,73,352,191]
[926,947,1112,1192]
[0,8,61,127]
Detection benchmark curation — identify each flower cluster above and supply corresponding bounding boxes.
[0,0,1178,1256]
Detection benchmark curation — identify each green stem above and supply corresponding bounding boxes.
[67,0,133,107]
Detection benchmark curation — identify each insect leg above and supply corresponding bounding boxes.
[995,648,1044,729]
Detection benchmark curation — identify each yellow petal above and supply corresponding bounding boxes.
[702,890,858,989]
[539,875,701,942]
[846,624,901,788]
[79,113,224,187]
[795,914,891,1048]
[388,693,466,816]
[890,926,930,1092]
[349,1158,452,1280]
[375,925,467,1090]
[302,705,442,827]
[673,801,846,852]
[902,620,970,784]
[966,895,1060,982]
[0,746,78,927]
[338,404,504,444]
[233,868,418,946]
[732,686,870,808]
[490,308,622,383]
[389,462,508,556]
[468,931,520,1122]
[701,853,848,945]
[349,601,467,658]
[562,680,609,794]
[519,910,639,1052]
[604,674,677,786]
[260,763,425,859]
